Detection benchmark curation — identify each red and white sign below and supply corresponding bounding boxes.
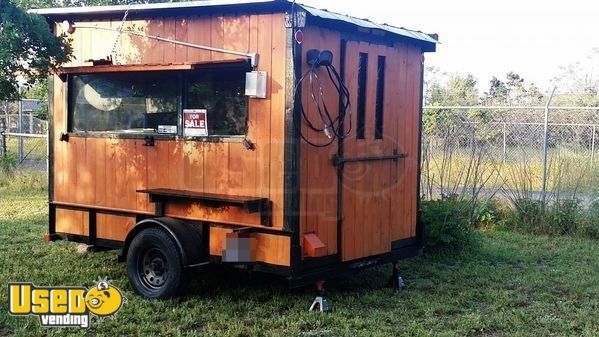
[183,109,208,137]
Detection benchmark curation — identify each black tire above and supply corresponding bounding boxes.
[126,227,189,299]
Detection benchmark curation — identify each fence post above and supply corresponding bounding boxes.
[541,86,557,206]
[592,124,596,166]
[502,122,507,162]
[18,97,24,163]
[29,111,34,134]
[0,118,5,157]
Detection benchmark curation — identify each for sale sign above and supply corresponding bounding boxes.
[183,109,208,137]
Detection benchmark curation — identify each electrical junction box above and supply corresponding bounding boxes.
[245,71,267,98]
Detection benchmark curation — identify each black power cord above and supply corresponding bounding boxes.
[291,1,352,147]
[294,53,351,147]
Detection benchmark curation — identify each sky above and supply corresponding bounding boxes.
[299,0,599,92]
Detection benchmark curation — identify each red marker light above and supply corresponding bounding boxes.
[295,30,304,44]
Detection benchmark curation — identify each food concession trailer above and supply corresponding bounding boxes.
[31,0,438,304]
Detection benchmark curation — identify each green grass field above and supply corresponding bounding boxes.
[4,138,47,162]
[423,149,598,196]
[0,187,598,337]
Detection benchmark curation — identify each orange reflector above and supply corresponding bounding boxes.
[303,233,327,257]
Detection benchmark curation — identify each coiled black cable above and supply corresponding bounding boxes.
[294,52,352,147]
[291,1,352,147]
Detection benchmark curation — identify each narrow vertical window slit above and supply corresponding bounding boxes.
[356,52,368,139]
[375,55,386,139]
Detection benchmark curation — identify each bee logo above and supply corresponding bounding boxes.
[85,281,124,317]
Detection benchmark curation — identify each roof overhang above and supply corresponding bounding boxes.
[29,0,438,52]
[56,59,251,81]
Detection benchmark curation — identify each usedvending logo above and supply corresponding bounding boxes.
[8,279,125,328]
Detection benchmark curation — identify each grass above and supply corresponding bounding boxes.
[1,188,598,336]
[423,148,598,196]
[0,169,46,191]
[5,138,47,162]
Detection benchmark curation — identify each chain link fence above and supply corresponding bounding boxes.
[0,100,48,170]
[1,100,597,201]
[421,106,598,203]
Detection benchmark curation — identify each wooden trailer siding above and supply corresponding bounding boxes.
[51,14,290,262]
[388,41,412,243]
[298,26,342,257]
[35,1,437,294]
[344,41,423,261]
[55,209,87,235]
[96,214,136,241]
[209,227,290,266]
[297,26,424,261]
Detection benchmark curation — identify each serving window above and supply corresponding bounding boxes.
[67,64,249,138]
[185,68,247,136]
[70,73,179,133]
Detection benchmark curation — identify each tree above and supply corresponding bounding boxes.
[505,71,524,88]
[0,0,71,100]
[505,71,526,104]
[552,48,599,106]
[521,82,544,105]
[422,72,481,137]
[22,78,47,99]
[424,65,444,106]
[483,76,508,105]
[482,72,545,106]
[442,73,479,106]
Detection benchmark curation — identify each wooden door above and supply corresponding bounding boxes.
[340,41,407,261]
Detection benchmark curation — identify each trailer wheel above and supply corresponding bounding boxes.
[126,227,189,299]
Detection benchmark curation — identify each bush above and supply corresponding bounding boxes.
[0,153,17,174]
[509,198,545,233]
[0,168,46,191]
[472,199,505,229]
[548,198,582,235]
[506,197,598,240]
[422,195,482,253]
[578,199,599,240]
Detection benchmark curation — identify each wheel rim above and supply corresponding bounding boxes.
[138,247,169,289]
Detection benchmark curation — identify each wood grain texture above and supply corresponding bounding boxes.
[93,139,107,206]
[253,14,272,218]
[407,46,422,237]
[337,40,422,261]
[298,27,341,256]
[390,42,409,241]
[53,13,422,267]
[209,227,290,266]
[56,209,87,235]
[145,19,164,64]
[163,18,177,64]
[80,20,92,65]
[97,214,135,241]
[85,20,113,64]
[187,15,211,62]
[54,14,289,266]
[52,74,65,202]
[269,13,287,229]
[340,41,359,261]
[210,15,224,61]
[174,17,188,63]
[118,19,144,64]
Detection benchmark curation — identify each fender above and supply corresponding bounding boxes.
[119,217,207,266]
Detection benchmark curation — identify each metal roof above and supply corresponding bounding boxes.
[301,6,438,45]
[29,0,438,49]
